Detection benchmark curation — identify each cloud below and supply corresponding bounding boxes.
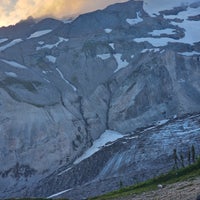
[0,0,128,27]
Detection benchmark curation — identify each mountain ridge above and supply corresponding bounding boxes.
[0,0,200,198]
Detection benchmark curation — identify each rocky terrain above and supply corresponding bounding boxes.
[0,0,200,199]
[31,113,200,199]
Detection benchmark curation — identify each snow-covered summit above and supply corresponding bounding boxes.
[143,0,199,16]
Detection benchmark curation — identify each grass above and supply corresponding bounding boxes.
[90,158,200,200]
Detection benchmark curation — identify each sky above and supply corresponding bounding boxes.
[0,0,129,27]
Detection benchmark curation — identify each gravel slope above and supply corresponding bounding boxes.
[115,177,200,200]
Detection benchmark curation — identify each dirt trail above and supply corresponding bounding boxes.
[115,177,200,200]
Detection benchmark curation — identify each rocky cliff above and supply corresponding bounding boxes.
[0,0,200,198]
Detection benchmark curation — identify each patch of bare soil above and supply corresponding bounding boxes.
[115,177,200,200]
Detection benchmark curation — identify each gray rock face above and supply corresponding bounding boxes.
[108,51,200,133]
[29,113,200,199]
[0,0,200,198]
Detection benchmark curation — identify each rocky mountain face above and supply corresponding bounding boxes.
[31,113,200,200]
[0,0,200,198]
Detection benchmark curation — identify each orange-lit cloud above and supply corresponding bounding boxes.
[0,0,128,27]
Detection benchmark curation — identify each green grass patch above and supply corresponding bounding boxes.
[91,158,200,200]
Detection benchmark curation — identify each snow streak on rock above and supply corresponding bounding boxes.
[114,53,129,72]
[0,59,27,69]
[4,72,18,77]
[28,29,52,39]
[126,12,143,25]
[74,130,123,164]
[104,28,112,33]
[97,54,111,60]
[56,68,77,91]
[36,37,69,50]
[0,39,22,51]
[46,55,56,63]
[47,188,72,199]
[0,38,8,44]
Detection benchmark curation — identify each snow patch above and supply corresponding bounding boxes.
[173,115,178,119]
[38,41,44,45]
[134,3,200,46]
[177,128,200,135]
[44,78,50,83]
[0,38,8,44]
[47,188,72,199]
[160,50,165,54]
[97,54,111,60]
[141,48,160,53]
[58,37,69,43]
[62,18,75,24]
[156,119,169,126]
[109,43,115,50]
[113,53,129,72]
[170,20,200,45]
[0,39,23,51]
[143,0,198,17]
[164,6,200,20]
[58,167,72,176]
[126,12,143,25]
[28,29,52,39]
[133,37,176,47]
[148,28,176,36]
[74,130,123,164]
[46,55,56,63]
[126,135,139,140]
[178,51,200,56]
[0,59,27,69]
[36,37,69,50]
[56,68,77,91]
[42,70,47,74]
[141,49,149,53]
[166,6,200,45]
[36,44,52,50]
[5,72,17,77]
[104,28,112,33]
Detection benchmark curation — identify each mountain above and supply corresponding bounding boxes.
[0,0,200,199]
